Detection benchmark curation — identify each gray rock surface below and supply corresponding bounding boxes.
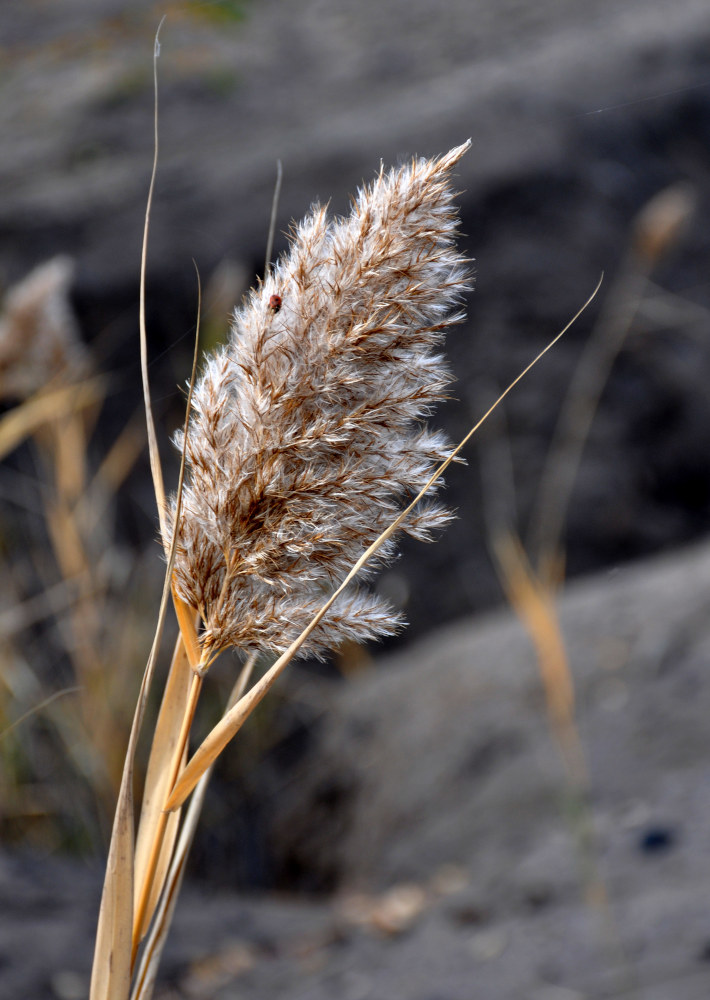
[269,538,710,895]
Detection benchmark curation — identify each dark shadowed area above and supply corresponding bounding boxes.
[1,1,710,997]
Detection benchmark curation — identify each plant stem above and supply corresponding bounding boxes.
[130,669,203,968]
[130,652,258,1000]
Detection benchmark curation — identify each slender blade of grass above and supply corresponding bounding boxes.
[130,778,202,1000]
[130,260,203,958]
[165,277,602,812]
[172,590,201,670]
[139,18,167,541]
[0,686,81,741]
[90,523,183,999]
[90,21,177,997]
[263,159,283,278]
[90,762,135,1000]
[492,533,581,772]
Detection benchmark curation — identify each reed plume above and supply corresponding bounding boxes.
[0,256,88,399]
[167,141,471,663]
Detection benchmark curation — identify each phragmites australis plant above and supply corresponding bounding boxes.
[91,114,595,996]
[91,140,479,1000]
[168,140,472,665]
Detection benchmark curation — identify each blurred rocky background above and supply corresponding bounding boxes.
[2,1,710,997]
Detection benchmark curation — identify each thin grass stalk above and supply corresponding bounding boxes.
[0,685,81,741]
[166,275,602,812]
[492,534,586,785]
[492,533,639,992]
[130,248,203,954]
[91,22,200,995]
[132,633,193,944]
[131,669,202,963]
[527,256,646,578]
[139,18,167,540]
[90,489,194,1000]
[78,410,147,537]
[132,152,285,970]
[130,652,258,1000]
[21,379,136,821]
[528,185,694,578]
[263,159,283,278]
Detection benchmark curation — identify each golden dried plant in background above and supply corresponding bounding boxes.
[0,257,146,842]
[0,256,88,400]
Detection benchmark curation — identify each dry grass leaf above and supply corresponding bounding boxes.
[91,551,179,1000]
[93,413,147,496]
[132,634,192,943]
[131,656,256,1000]
[90,763,135,1000]
[0,378,104,461]
[165,275,601,813]
[493,533,585,786]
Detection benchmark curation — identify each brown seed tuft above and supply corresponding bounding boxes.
[167,142,473,659]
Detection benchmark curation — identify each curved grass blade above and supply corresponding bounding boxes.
[139,18,167,541]
[165,276,603,812]
[90,761,135,1000]
[90,22,171,999]
[130,260,203,959]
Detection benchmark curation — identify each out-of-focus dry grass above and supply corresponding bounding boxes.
[0,259,158,851]
[479,185,699,987]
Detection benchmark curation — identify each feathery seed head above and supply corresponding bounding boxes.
[0,257,88,399]
[168,141,472,660]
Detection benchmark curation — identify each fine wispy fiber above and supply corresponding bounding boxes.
[167,141,472,659]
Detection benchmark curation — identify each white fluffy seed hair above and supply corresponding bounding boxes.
[168,141,472,658]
